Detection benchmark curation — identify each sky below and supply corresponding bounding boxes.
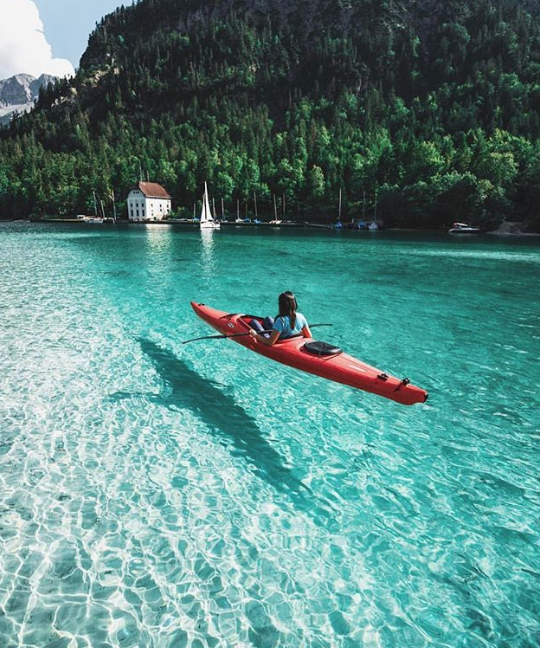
[0,0,125,79]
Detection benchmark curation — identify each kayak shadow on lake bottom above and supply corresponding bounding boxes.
[124,338,333,522]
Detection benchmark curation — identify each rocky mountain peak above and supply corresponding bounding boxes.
[0,73,57,124]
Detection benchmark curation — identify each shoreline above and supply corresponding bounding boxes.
[2,218,540,236]
[487,231,540,237]
[486,221,540,237]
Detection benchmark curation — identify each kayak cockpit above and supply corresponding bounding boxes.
[238,315,342,355]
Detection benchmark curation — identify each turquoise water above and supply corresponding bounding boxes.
[0,222,539,648]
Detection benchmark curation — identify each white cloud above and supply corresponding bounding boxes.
[0,0,74,79]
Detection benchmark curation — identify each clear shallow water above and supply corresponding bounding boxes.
[0,222,539,648]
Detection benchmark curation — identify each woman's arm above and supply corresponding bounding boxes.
[249,329,281,346]
[300,313,311,338]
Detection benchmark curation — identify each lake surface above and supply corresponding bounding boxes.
[0,222,539,648]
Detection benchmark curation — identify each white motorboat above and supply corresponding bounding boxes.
[449,222,480,234]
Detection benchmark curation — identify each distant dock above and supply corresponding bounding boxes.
[35,218,312,228]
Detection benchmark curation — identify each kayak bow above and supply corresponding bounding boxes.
[190,302,428,406]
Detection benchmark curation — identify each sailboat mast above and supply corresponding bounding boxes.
[200,184,206,223]
[363,190,366,220]
[201,182,212,223]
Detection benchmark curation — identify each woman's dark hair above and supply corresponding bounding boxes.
[277,291,298,328]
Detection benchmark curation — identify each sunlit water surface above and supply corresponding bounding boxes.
[0,222,539,648]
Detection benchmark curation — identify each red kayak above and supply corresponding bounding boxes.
[190,302,428,406]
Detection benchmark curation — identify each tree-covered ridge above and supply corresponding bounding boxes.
[1,0,540,228]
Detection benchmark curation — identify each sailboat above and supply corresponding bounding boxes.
[200,182,220,230]
[83,190,104,224]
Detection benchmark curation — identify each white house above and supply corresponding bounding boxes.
[127,182,172,221]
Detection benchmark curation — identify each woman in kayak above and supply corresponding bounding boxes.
[249,291,312,346]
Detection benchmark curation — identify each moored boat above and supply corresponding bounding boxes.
[449,222,480,233]
[200,183,220,230]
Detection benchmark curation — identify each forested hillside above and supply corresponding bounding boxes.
[2,0,540,228]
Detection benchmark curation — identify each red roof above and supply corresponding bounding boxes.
[135,182,171,199]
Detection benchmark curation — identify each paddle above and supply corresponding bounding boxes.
[182,323,333,344]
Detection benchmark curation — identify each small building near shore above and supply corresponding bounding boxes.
[127,182,172,221]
